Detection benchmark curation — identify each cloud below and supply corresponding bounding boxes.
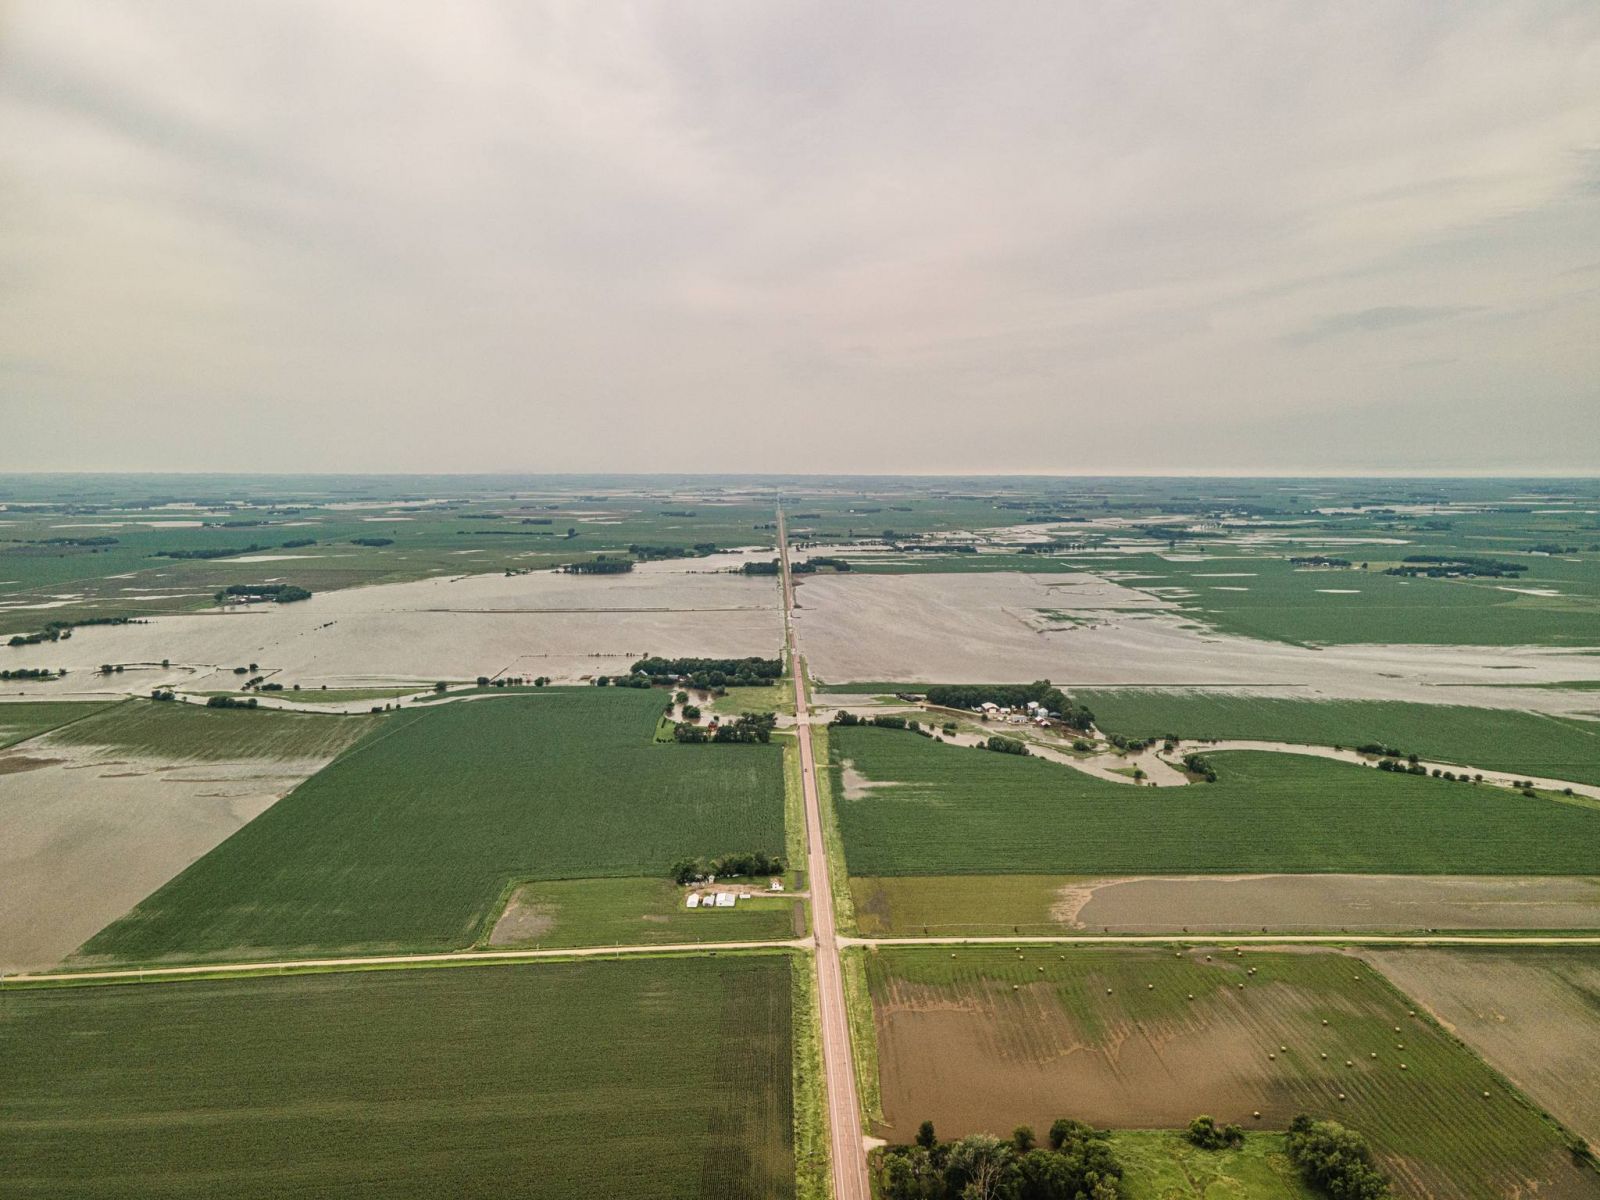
[1,1,1598,474]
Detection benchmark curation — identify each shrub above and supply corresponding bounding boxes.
[1187,1115,1244,1150]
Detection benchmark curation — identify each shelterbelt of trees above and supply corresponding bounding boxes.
[214,583,311,604]
[6,615,138,647]
[630,655,784,689]
[924,681,1096,732]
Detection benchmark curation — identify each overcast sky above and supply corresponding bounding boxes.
[2,2,1597,475]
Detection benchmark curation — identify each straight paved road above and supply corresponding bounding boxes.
[780,506,874,1200]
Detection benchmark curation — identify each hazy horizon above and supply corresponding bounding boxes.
[3,2,1598,475]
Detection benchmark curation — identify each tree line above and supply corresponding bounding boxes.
[878,1113,1390,1200]
[630,655,784,685]
[877,1117,1124,1200]
[628,542,718,560]
[7,616,135,648]
[673,712,777,744]
[670,850,784,883]
[8,535,119,547]
[558,556,633,574]
[1384,555,1527,579]
[215,583,312,604]
[925,681,1095,732]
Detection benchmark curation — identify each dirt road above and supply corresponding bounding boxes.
[3,939,807,986]
[781,506,874,1200]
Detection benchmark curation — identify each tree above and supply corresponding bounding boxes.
[1186,1115,1243,1150]
[1048,1119,1093,1152]
[1013,1126,1036,1153]
[435,681,448,692]
[670,858,704,885]
[917,1121,938,1150]
[943,1135,1014,1200]
[1286,1115,1390,1199]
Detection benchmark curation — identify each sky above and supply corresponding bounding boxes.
[2,1,1598,476]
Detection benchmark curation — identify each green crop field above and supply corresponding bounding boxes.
[1101,553,1600,648]
[1080,691,1600,787]
[864,946,1597,1200]
[484,876,802,948]
[79,690,785,962]
[1112,1130,1317,1199]
[44,697,383,761]
[830,727,1600,877]
[0,700,114,749]
[2,956,795,1200]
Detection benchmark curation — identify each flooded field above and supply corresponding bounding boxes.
[1,554,783,695]
[796,572,1600,712]
[0,743,339,972]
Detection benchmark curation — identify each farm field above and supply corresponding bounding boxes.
[864,946,1598,1200]
[848,873,1600,937]
[831,727,1600,878]
[793,571,1600,710]
[1,556,784,695]
[485,876,802,947]
[254,685,424,704]
[1081,691,1600,787]
[1,706,369,972]
[0,699,113,748]
[1,955,796,1199]
[78,689,786,963]
[44,697,382,761]
[1364,948,1600,1149]
[1111,1130,1316,1199]
[0,476,804,638]
[1089,553,1600,649]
